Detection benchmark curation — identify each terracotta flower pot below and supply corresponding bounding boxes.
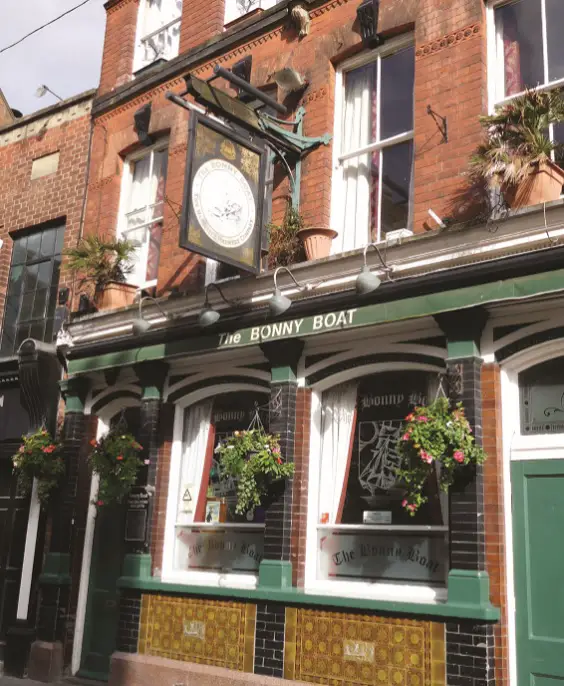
[297,227,338,260]
[503,160,564,209]
[96,281,138,311]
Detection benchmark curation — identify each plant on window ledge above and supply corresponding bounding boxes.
[215,429,294,515]
[12,428,65,508]
[65,235,138,311]
[395,397,486,515]
[469,88,564,209]
[267,202,306,269]
[88,431,144,507]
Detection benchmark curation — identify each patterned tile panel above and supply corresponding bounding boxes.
[139,594,256,672]
[284,608,445,686]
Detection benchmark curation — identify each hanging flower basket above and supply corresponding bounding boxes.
[88,432,144,507]
[215,429,294,515]
[395,397,486,515]
[12,428,64,508]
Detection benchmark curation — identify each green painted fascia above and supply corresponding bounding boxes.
[116,576,500,622]
[39,552,71,586]
[271,366,296,383]
[258,560,293,588]
[447,569,491,608]
[122,553,152,580]
[446,340,480,359]
[68,267,564,376]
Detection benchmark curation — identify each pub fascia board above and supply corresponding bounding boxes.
[67,200,564,345]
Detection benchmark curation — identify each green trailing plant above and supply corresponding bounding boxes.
[65,236,136,303]
[395,397,486,515]
[267,202,306,269]
[88,431,144,506]
[470,88,564,188]
[215,429,294,515]
[12,428,65,508]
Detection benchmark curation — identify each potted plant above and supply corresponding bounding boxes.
[395,397,486,515]
[267,202,307,269]
[88,431,144,506]
[12,428,65,508]
[297,224,338,260]
[470,88,564,209]
[215,429,294,515]
[65,235,138,311]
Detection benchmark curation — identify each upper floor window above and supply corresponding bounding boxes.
[224,0,277,25]
[118,142,168,289]
[1,224,64,355]
[331,39,415,253]
[134,0,182,72]
[493,0,564,102]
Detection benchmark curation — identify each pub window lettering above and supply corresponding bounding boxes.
[315,372,448,588]
[331,38,415,253]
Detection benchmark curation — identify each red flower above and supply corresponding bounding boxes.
[97,500,104,506]
[89,439,97,447]
[417,416,429,422]
[276,457,282,465]
[42,445,56,454]
[405,413,414,421]
[116,455,123,461]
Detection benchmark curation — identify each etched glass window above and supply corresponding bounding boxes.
[316,372,448,586]
[519,358,564,434]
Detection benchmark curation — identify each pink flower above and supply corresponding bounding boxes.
[144,459,150,465]
[402,499,408,507]
[405,413,414,421]
[273,446,281,454]
[417,416,429,422]
[420,450,433,464]
[42,445,56,454]
[408,504,417,512]
[402,433,410,441]
[97,500,104,506]
[453,450,465,463]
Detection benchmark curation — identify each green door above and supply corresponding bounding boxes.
[79,504,124,681]
[512,459,564,684]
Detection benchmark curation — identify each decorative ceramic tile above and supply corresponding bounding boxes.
[284,608,445,686]
[139,594,256,672]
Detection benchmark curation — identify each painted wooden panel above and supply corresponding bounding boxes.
[284,608,445,686]
[139,594,256,673]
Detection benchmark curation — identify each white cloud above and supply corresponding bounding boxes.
[0,0,105,115]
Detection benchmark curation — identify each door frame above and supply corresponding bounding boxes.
[500,338,564,686]
[71,395,141,675]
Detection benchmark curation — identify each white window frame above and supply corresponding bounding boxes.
[161,385,271,589]
[304,372,448,605]
[487,0,564,110]
[117,138,169,290]
[133,0,182,73]
[330,33,415,251]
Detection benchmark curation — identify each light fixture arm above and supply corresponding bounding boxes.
[138,295,169,322]
[273,266,303,291]
[363,243,394,279]
[204,282,238,307]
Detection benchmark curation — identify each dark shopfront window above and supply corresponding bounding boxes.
[0,224,65,354]
[316,372,448,587]
[174,392,269,575]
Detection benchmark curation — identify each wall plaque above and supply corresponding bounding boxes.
[180,113,267,274]
[125,489,150,542]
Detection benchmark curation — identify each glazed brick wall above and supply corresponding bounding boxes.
[291,387,311,588]
[89,0,492,295]
[482,362,509,686]
[99,0,140,96]
[0,104,92,327]
[150,402,175,575]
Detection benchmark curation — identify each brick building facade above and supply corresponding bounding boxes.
[10,0,564,685]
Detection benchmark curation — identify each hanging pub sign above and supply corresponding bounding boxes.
[180,112,267,274]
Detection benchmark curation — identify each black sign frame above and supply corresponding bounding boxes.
[180,112,268,274]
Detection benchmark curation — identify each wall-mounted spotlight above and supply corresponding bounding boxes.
[269,266,310,317]
[198,282,239,328]
[272,68,308,93]
[356,243,394,295]
[132,296,171,336]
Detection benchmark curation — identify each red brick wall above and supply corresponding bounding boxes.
[179,0,225,54]
[482,363,509,686]
[99,0,140,96]
[0,101,93,328]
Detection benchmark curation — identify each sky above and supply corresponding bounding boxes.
[0,0,106,116]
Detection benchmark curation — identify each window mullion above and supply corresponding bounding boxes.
[541,0,549,85]
[376,149,383,242]
[145,150,155,226]
[375,56,382,241]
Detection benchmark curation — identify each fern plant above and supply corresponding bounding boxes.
[65,236,136,303]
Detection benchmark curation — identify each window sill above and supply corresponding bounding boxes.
[118,573,500,622]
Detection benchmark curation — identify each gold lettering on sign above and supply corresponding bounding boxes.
[343,639,375,663]
[183,619,205,640]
